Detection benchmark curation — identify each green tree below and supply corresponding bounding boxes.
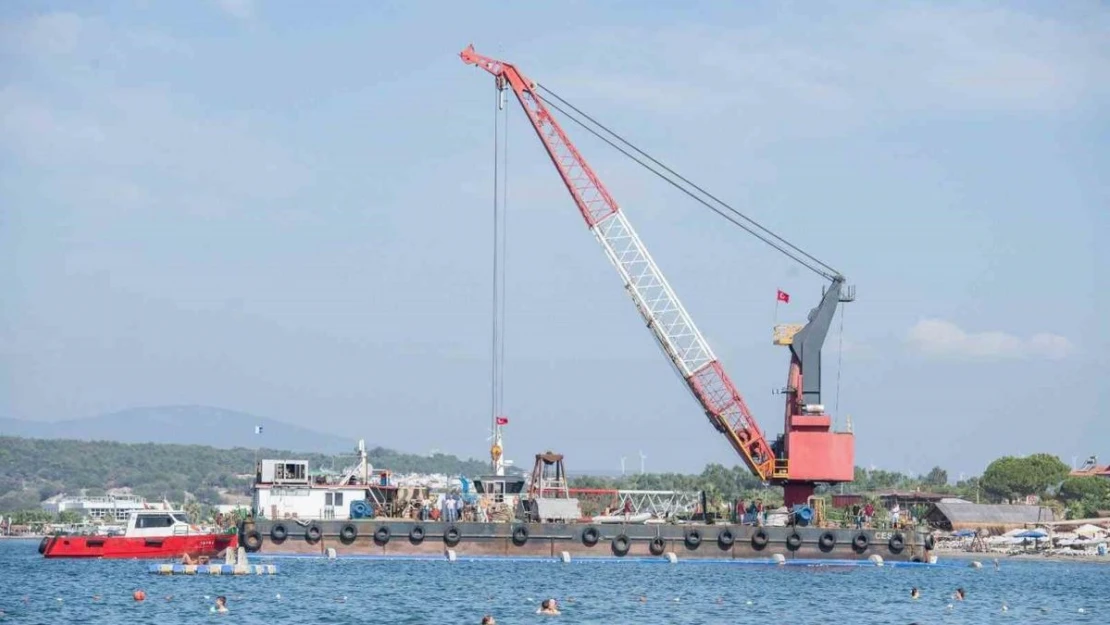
[1058,476,1110,503]
[56,510,83,524]
[923,466,948,488]
[980,454,1070,502]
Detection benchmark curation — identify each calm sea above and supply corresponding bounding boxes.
[0,539,1106,624]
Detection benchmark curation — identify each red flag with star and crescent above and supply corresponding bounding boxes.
[776,289,790,304]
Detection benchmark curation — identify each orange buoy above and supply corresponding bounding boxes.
[133,590,146,602]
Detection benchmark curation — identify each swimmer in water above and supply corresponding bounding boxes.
[214,596,228,613]
[481,616,497,625]
[537,599,561,615]
[953,588,966,601]
[910,587,920,599]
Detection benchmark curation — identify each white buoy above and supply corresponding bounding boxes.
[445,549,457,562]
[771,553,786,565]
[237,547,248,565]
[559,551,571,563]
[664,552,678,564]
[868,554,884,566]
[969,560,982,569]
[325,547,337,560]
[928,555,938,564]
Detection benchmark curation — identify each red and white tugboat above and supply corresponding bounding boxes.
[40,509,237,559]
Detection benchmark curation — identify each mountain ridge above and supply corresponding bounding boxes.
[0,405,356,454]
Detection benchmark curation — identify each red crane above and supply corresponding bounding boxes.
[460,45,854,506]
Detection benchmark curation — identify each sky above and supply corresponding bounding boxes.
[1,0,1107,479]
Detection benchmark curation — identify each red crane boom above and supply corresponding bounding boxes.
[460,45,853,505]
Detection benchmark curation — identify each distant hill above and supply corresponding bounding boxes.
[0,405,354,453]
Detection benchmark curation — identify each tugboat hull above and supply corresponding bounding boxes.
[40,533,238,559]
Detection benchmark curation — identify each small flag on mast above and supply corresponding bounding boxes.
[776,289,790,304]
[495,416,509,426]
[254,425,263,434]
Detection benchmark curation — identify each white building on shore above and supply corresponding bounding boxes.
[41,494,170,521]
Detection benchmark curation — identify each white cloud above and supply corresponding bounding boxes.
[212,0,256,20]
[906,318,1073,361]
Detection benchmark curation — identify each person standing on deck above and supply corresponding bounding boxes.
[622,497,633,522]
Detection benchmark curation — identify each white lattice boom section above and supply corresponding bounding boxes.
[619,490,701,520]
[460,45,776,481]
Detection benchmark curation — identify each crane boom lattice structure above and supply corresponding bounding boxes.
[460,45,853,505]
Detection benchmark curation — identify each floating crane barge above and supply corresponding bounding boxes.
[239,45,933,563]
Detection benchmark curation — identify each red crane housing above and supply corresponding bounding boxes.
[460,45,854,506]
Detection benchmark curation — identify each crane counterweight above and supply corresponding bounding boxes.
[460,44,855,505]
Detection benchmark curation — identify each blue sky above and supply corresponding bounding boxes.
[1,0,1106,478]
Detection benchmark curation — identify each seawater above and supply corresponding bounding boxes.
[0,540,1106,624]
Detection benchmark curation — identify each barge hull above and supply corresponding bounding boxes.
[240,520,931,562]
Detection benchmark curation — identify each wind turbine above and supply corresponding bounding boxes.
[639,450,646,475]
[620,456,627,476]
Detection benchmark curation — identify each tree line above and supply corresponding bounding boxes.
[2,436,1106,522]
[0,436,490,513]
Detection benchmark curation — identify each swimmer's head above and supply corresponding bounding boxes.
[481,616,496,625]
[216,596,227,607]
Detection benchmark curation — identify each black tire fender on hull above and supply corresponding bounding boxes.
[375,525,392,544]
[751,529,769,550]
[512,525,529,546]
[684,528,702,549]
[717,528,734,549]
[852,532,869,552]
[611,534,630,556]
[581,526,600,547]
[270,523,288,542]
[339,523,358,544]
[818,531,836,552]
[305,524,322,544]
[244,530,263,552]
[444,525,461,547]
[888,533,905,554]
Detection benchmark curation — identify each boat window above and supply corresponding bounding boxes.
[136,514,174,528]
[172,514,191,524]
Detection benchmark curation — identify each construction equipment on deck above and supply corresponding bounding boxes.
[460,45,855,506]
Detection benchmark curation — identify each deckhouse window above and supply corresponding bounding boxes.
[136,514,174,528]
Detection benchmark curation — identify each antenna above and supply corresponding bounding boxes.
[639,450,646,474]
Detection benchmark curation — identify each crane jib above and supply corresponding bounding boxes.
[460,44,777,482]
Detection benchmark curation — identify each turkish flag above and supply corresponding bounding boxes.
[776,289,790,303]
[495,416,509,425]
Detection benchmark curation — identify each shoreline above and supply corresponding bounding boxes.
[936,550,1110,565]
